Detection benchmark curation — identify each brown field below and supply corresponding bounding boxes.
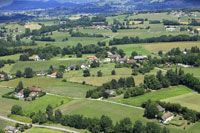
[143,41,200,53]
[24,24,41,30]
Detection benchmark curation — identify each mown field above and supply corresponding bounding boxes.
[10,60,85,73]
[0,119,14,130]
[0,77,61,88]
[163,92,200,111]
[44,82,96,98]
[25,128,64,133]
[0,87,30,116]
[23,95,72,116]
[119,85,193,107]
[57,99,148,124]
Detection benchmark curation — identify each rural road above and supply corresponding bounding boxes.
[0,116,79,133]
[155,67,167,72]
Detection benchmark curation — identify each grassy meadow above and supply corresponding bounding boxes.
[44,82,96,98]
[119,85,193,107]
[57,99,148,124]
[23,95,72,116]
[163,92,200,111]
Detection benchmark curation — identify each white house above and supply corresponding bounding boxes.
[161,112,174,124]
[134,56,148,60]
[35,55,40,61]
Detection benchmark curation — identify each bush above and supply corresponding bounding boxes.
[2,91,19,100]
[11,105,22,115]
[62,79,67,82]
[82,81,86,85]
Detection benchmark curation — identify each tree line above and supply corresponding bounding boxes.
[109,35,200,45]
[10,104,170,133]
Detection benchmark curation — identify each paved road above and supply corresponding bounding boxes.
[0,116,79,133]
[155,67,167,72]
[90,99,144,110]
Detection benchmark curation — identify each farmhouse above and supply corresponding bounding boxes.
[37,71,46,76]
[134,56,147,60]
[127,59,136,64]
[166,28,179,31]
[81,64,88,71]
[161,112,174,124]
[0,74,4,79]
[157,105,165,112]
[48,72,57,78]
[34,55,40,61]
[29,87,42,92]
[15,89,24,99]
[105,90,115,95]
[87,56,100,62]
[110,54,121,62]
[5,126,18,133]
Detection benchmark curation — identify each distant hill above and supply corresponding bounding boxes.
[0,0,77,10]
[0,0,200,11]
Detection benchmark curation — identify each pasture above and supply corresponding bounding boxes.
[22,95,72,116]
[143,41,200,53]
[0,77,61,88]
[57,99,148,124]
[24,24,41,30]
[162,92,200,111]
[25,128,64,133]
[0,87,29,116]
[10,60,85,73]
[44,82,96,98]
[0,119,14,130]
[119,85,193,107]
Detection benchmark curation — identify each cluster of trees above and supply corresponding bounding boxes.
[70,32,104,38]
[154,47,200,66]
[86,77,135,99]
[124,86,145,99]
[0,39,36,47]
[91,16,107,22]
[109,35,200,46]
[163,20,180,25]
[190,19,200,26]
[10,104,169,133]
[32,36,55,42]
[149,20,161,24]
[132,63,154,75]
[0,59,15,68]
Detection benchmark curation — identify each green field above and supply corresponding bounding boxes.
[23,95,72,116]
[119,85,193,107]
[10,60,85,73]
[58,99,148,124]
[0,77,61,88]
[25,128,64,133]
[0,119,14,130]
[0,87,30,116]
[44,82,96,98]
[9,115,32,123]
[143,41,200,53]
[163,92,200,111]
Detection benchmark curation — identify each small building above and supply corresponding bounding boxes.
[104,58,111,63]
[161,112,174,124]
[70,64,78,70]
[0,74,4,79]
[5,126,18,133]
[81,64,88,71]
[107,51,113,57]
[29,87,42,92]
[157,105,165,112]
[87,56,100,62]
[165,62,172,67]
[166,28,177,31]
[15,89,24,99]
[105,90,115,95]
[134,56,148,60]
[48,72,57,78]
[35,55,40,61]
[29,92,37,97]
[110,54,121,61]
[8,74,13,79]
[37,71,46,76]
[127,59,136,64]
